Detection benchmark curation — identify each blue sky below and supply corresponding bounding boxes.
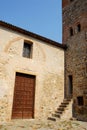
[0,0,62,43]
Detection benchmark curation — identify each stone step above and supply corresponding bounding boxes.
[62,102,69,105]
[57,107,65,111]
[55,110,63,114]
[59,104,67,107]
[47,98,72,121]
[52,113,61,118]
[63,99,71,102]
[63,98,71,102]
[47,117,56,121]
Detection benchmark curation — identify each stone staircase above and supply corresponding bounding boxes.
[48,98,72,121]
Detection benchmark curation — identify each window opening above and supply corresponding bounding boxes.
[70,27,73,36]
[77,96,84,106]
[68,75,73,95]
[77,24,81,32]
[85,31,87,40]
[23,42,32,58]
[70,0,74,2]
[86,63,87,73]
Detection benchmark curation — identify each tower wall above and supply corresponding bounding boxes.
[62,0,87,121]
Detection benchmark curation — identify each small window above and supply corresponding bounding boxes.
[70,27,73,36]
[23,42,32,58]
[70,0,74,2]
[85,31,87,40]
[77,96,84,106]
[86,63,87,73]
[77,24,81,32]
[68,75,73,95]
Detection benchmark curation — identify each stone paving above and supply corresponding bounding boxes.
[0,119,87,130]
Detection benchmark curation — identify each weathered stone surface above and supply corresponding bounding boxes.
[0,119,87,130]
[0,27,64,122]
[0,0,87,123]
[62,0,87,121]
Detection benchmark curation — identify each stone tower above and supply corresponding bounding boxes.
[62,0,87,121]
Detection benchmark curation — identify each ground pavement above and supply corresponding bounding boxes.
[0,119,87,130]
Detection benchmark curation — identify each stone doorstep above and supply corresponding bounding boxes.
[55,110,63,114]
[48,98,72,121]
[63,99,69,102]
[47,117,56,121]
[59,104,67,107]
[57,107,65,111]
[61,101,70,104]
[52,113,61,118]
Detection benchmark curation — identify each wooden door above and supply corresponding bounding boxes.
[12,73,35,119]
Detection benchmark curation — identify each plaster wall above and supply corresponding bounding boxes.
[0,27,64,123]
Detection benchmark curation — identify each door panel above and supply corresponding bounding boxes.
[12,73,35,119]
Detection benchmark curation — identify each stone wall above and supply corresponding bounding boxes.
[62,0,87,43]
[0,27,64,123]
[62,0,87,121]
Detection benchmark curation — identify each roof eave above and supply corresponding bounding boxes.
[0,21,66,49]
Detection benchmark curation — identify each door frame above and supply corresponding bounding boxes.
[12,72,36,119]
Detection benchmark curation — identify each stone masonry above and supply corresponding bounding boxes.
[0,22,64,123]
[0,0,87,123]
[62,0,87,121]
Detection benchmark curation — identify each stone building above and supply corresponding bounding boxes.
[0,0,87,123]
[63,0,87,121]
[0,21,65,122]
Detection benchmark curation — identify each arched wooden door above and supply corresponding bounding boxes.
[12,73,35,119]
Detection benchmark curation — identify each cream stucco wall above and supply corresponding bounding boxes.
[0,27,64,123]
